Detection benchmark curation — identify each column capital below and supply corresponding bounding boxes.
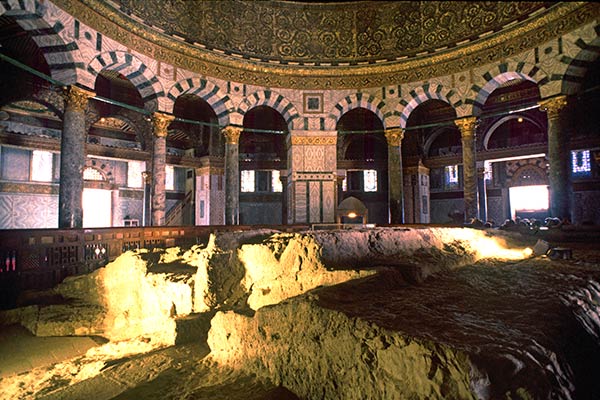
[538,95,568,120]
[454,116,478,137]
[222,125,242,145]
[152,112,174,138]
[63,86,95,112]
[384,128,404,146]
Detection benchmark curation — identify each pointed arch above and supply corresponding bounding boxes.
[399,84,461,128]
[166,77,233,127]
[330,93,388,129]
[469,62,547,116]
[0,0,83,85]
[237,90,300,130]
[87,51,164,112]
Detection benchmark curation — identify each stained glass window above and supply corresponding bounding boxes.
[127,161,145,188]
[342,177,347,192]
[571,150,591,174]
[31,150,53,182]
[445,165,459,185]
[271,170,283,192]
[364,169,377,192]
[241,170,255,192]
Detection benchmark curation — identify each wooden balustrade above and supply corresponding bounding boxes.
[0,224,309,309]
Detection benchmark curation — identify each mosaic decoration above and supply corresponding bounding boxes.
[303,94,323,114]
[110,1,548,64]
[50,0,599,89]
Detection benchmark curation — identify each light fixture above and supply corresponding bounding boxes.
[517,117,523,123]
[347,212,357,218]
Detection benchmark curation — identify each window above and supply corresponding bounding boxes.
[341,177,347,192]
[572,150,591,175]
[363,170,377,192]
[166,165,175,190]
[241,170,255,192]
[31,150,53,182]
[127,161,145,188]
[445,165,459,185]
[272,170,283,192]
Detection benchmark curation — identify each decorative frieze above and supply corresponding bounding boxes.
[290,136,337,146]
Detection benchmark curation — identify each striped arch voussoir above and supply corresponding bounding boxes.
[238,90,300,128]
[167,77,232,126]
[471,63,544,115]
[399,84,458,129]
[87,51,164,111]
[329,93,386,128]
[0,0,82,85]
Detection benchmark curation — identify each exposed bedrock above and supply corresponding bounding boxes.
[0,227,532,347]
[207,295,476,400]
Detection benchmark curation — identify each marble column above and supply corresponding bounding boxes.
[455,117,478,222]
[59,86,94,228]
[539,95,569,220]
[151,112,174,226]
[385,128,405,224]
[222,126,241,225]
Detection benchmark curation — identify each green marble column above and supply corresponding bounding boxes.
[455,117,478,222]
[223,126,241,225]
[59,86,94,228]
[385,128,405,224]
[151,112,174,226]
[539,95,569,220]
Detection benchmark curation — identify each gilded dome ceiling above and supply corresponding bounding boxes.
[112,1,550,65]
[53,0,600,89]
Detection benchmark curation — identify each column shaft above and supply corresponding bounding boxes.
[223,126,241,225]
[58,86,94,228]
[456,117,478,222]
[539,95,569,219]
[151,112,174,226]
[385,128,404,224]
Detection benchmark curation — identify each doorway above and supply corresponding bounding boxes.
[508,185,549,221]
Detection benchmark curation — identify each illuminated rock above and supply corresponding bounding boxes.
[207,295,475,400]
[48,249,195,345]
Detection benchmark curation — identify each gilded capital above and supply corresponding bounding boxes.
[152,112,174,137]
[454,117,478,138]
[222,126,242,145]
[63,86,95,112]
[539,95,567,120]
[385,128,404,146]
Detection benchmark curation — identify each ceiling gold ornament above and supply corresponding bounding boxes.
[54,1,599,89]
[538,95,568,120]
[384,128,405,146]
[291,136,337,146]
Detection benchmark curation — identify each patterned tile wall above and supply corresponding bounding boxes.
[0,193,58,229]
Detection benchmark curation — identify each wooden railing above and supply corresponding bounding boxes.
[0,224,309,309]
[165,190,194,226]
